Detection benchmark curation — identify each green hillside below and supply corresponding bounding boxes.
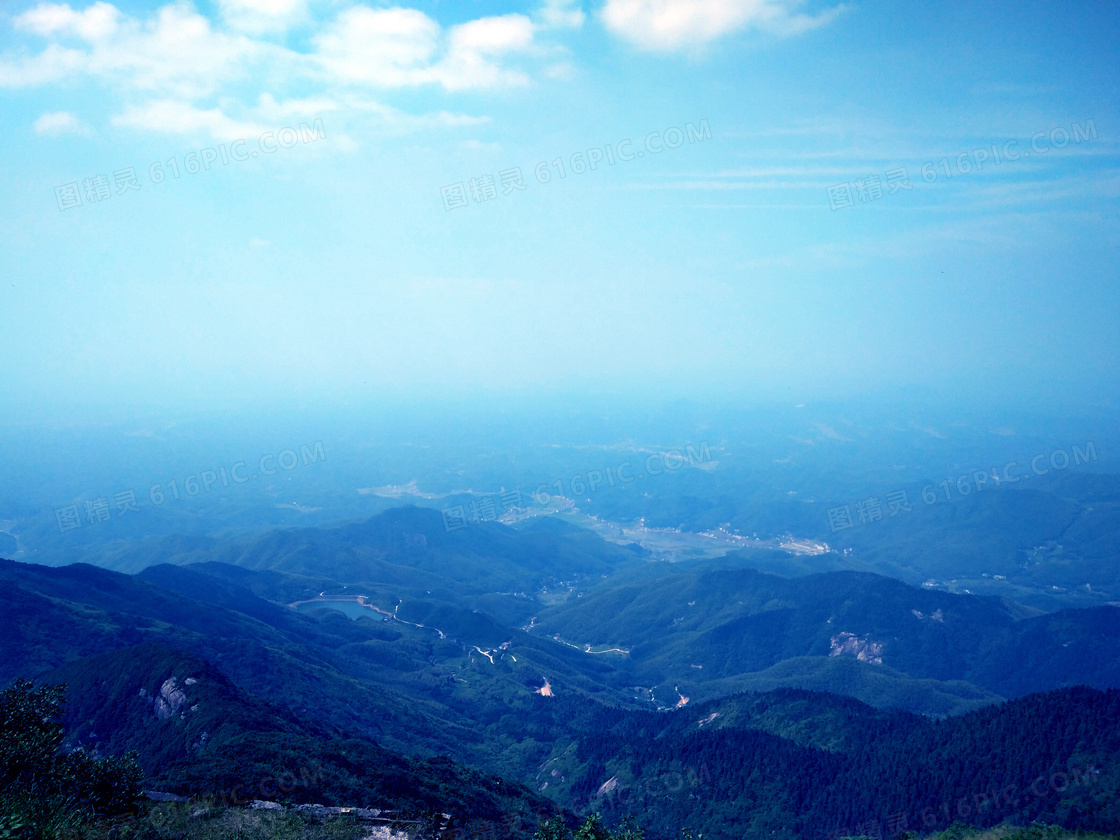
[3,505,1120,840]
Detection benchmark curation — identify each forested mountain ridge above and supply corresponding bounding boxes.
[531,564,1120,701]
[3,505,1120,839]
[23,643,1120,840]
[41,642,559,839]
[565,685,1120,839]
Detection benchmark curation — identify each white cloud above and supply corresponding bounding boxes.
[311,8,535,91]
[599,0,843,51]
[2,2,541,96]
[311,6,440,87]
[217,0,307,35]
[107,93,482,143]
[0,43,86,86]
[448,14,535,53]
[432,15,535,90]
[544,61,576,79]
[16,1,121,40]
[111,99,269,141]
[536,0,586,29]
[253,92,341,121]
[0,2,548,141]
[388,108,491,130]
[3,2,269,99]
[331,96,489,131]
[33,109,91,135]
[92,4,268,99]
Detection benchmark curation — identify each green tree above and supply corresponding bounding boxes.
[536,813,644,840]
[0,680,142,838]
[0,681,66,792]
[573,813,611,840]
[611,815,644,840]
[535,816,570,840]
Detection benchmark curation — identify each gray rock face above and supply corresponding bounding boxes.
[828,631,884,664]
[153,677,189,720]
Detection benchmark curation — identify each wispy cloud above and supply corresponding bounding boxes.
[110,99,270,141]
[33,109,91,135]
[536,0,586,29]
[599,0,844,52]
[216,0,309,35]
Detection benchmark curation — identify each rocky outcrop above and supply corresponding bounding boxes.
[829,631,884,664]
[911,608,945,622]
[153,677,191,720]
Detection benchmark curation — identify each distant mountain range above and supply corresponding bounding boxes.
[3,505,1120,838]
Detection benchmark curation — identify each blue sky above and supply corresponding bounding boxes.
[1,0,1117,423]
